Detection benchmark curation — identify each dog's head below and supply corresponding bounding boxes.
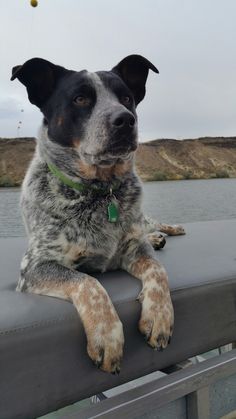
[11,55,158,169]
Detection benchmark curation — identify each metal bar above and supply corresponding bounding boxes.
[70,350,236,419]
[187,386,210,419]
[162,359,193,374]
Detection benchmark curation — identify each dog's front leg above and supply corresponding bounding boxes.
[121,241,174,350]
[18,258,124,373]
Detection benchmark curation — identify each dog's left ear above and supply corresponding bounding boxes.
[112,54,159,105]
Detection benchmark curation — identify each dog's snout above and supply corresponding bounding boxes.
[111,112,135,130]
[107,110,137,154]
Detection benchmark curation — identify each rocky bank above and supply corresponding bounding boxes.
[0,136,236,186]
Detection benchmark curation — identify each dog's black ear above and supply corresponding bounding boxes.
[11,58,69,108]
[112,55,159,105]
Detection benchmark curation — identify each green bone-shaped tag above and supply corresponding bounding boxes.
[107,201,119,223]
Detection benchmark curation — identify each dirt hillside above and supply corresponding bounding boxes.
[136,137,236,180]
[0,136,236,185]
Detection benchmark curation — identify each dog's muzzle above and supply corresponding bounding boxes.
[110,111,136,132]
[107,110,137,154]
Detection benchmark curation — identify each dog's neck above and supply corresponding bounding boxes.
[76,158,134,182]
[37,124,135,184]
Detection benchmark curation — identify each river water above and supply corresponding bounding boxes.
[0,178,236,237]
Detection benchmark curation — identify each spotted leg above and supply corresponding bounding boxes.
[121,240,174,350]
[18,253,124,374]
[143,215,186,236]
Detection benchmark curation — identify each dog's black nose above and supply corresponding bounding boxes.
[111,112,135,130]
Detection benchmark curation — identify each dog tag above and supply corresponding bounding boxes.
[107,201,119,223]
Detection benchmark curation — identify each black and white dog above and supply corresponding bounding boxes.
[11,55,184,373]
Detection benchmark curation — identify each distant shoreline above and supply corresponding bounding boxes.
[1,136,236,186]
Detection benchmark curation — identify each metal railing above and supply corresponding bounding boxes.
[66,349,236,419]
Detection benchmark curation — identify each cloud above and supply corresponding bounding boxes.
[0,93,41,137]
[0,96,24,119]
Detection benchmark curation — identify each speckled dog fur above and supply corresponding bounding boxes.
[11,55,185,373]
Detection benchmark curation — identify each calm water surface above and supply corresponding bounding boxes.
[0,178,236,237]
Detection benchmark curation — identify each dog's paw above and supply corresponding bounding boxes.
[138,290,174,350]
[147,232,166,250]
[87,319,124,374]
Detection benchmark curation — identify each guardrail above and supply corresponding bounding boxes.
[1,221,236,419]
[72,349,236,419]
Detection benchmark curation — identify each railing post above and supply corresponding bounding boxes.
[187,386,210,419]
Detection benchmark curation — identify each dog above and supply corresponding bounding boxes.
[11,55,185,373]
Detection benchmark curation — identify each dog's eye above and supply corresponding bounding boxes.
[73,96,91,106]
[121,96,131,105]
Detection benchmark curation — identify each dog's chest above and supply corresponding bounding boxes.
[57,186,142,272]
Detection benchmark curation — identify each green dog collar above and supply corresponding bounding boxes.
[47,161,121,196]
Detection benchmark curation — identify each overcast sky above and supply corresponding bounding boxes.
[0,0,236,141]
